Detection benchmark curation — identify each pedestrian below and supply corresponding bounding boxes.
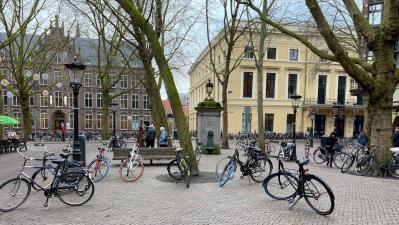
[138,126,145,147]
[145,124,156,148]
[159,126,168,147]
[60,123,65,141]
[393,127,399,147]
[358,130,368,147]
[326,131,338,167]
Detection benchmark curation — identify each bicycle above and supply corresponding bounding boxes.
[108,136,127,152]
[263,157,335,215]
[87,146,111,182]
[167,148,191,188]
[304,144,311,159]
[119,144,144,182]
[0,148,94,212]
[218,148,273,187]
[339,145,368,173]
[194,137,202,162]
[313,145,349,168]
[265,140,278,158]
[277,140,295,161]
[354,146,399,177]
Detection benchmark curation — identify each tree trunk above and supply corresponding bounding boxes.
[20,92,32,136]
[117,0,198,174]
[221,84,229,149]
[102,91,110,140]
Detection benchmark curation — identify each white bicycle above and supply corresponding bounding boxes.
[119,144,144,182]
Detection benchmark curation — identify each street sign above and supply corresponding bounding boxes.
[6,91,13,98]
[30,110,39,118]
[244,106,251,114]
[42,73,48,80]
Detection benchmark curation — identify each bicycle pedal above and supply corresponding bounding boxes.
[44,195,54,209]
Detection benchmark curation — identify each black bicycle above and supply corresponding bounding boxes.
[0,148,94,212]
[263,157,335,215]
[219,148,273,187]
[167,148,191,188]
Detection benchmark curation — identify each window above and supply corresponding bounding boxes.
[267,48,277,60]
[120,75,128,89]
[243,46,254,58]
[120,94,128,109]
[62,52,68,63]
[243,72,253,98]
[132,115,139,130]
[96,114,102,129]
[110,74,116,88]
[265,73,276,98]
[143,95,150,110]
[132,76,138,88]
[69,113,74,129]
[287,73,298,97]
[0,68,7,79]
[96,93,103,108]
[53,91,62,107]
[85,114,93,129]
[317,75,327,104]
[84,92,93,108]
[265,114,274,132]
[55,52,62,64]
[29,95,34,106]
[143,115,151,125]
[68,93,74,108]
[40,94,48,107]
[109,114,113,129]
[120,115,128,130]
[84,73,92,87]
[96,74,102,87]
[289,49,299,61]
[13,112,21,128]
[3,90,7,105]
[12,95,19,106]
[337,76,347,105]
[286,114,295,134]
[368,3,382,26]
[366,51,374,62]
[40,112,49,129]
[54,71,62,83]
[132,94,139,109]
[40,73,48,85]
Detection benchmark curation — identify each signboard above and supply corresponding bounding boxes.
[30,110,39,118]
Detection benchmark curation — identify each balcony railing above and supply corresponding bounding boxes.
[304,98,361,106]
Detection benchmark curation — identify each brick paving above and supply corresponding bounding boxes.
[0,140,398,225]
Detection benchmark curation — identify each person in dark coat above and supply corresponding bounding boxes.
[145,124,156,148]
[137,126,145,147]
[393,128,399,147]
[358,130,368,147]
[326,132,338,167]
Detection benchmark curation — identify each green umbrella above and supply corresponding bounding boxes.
[0,115,20,125]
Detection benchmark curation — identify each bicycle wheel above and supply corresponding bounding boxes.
[215,156,233,178]
[179,159,191,188]
[31,167,56,190]
[87,158,110,182]
[250,158,273,183]
[313,147,327,164]
[0,178,31,212]
[167,159,180,180]
[303,174,335,215]
[219,160,236,187]
[354,155,372,176]
[263,172,298,200]
[56,172,94,206]
[340,155,355,173]
[119,159,144,182]
[119,140,127,149]
[333,152,351,169]
[195,147,201,162]
[388,159,399,178]
[266,145,277,158]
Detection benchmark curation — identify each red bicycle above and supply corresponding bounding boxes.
[87,147,111,182]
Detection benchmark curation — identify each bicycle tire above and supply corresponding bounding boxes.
[0,178,31,212]
[219,159,236,187]
[250,158,273,183]
[388,159,399,178]
[341,155,355,173]
[313,147,327,164]
[179,159,190,188]
[215,156,233,179]
[119,159,144,182]
[354,155,372,176]
[333,152,351,169]
[303,174,335,215]
[195,148,201,162]
[87,158,110,182]
[31,167,56,190]
[167,159,181,180]
[56,172,94,206]
[263,172,298,200]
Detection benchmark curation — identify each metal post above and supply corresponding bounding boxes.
[113,111,116,137]
[310,117,314,147]
[72,86,81,163]
[291,107,297,161]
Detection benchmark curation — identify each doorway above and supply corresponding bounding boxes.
[314,115,326,137]
[53,110,65,131]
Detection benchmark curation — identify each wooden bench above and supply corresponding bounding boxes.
[112,147,176,165]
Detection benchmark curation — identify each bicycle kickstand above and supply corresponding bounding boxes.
[288,195,302,210]
[44,194,54,209]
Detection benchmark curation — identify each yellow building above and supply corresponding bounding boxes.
[189,24,365,138]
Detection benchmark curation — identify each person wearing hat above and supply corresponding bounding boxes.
[159,126,168,147]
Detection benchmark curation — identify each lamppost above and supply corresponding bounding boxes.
[205,79,214,100]
[309,110,316,147]
[111,102,118,137]
[290,93,302,161]
[332,103,344,137]
[65,56,86,164]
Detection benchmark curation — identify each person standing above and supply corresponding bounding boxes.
[60,123,65,141]
[358,130,368,147]
[393,127,399,147]
[146,124,156,148]
[326,132,338,167]
[138,126,145,147]
[159,127,168,147]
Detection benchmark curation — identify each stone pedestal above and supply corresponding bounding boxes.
[195,99,223,154]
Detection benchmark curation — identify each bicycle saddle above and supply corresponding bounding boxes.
[52,159,66,165]
[296,158,310,166]
[174,148,183,152]
[197,142,203,145]
[34,143,44,147]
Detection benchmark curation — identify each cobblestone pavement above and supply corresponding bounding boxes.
[0,140,399,225]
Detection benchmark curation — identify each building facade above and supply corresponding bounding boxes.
[0,19,151,138]
[189,23,364,138]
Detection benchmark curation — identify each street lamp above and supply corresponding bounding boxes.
[65,56,86,164]
[332,103,344,137]
[111,102,118,137]
[205,79,214,100]
[309,109,316,147]
[290,93,302,161]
